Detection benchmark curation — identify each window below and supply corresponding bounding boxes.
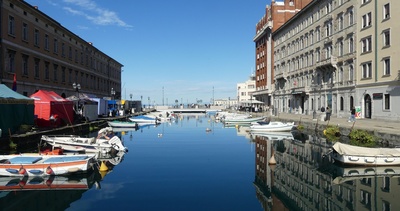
[349,8,354,25]
[44,34,49,50]
[8,16,15,35]
[384,94,390,110]
[362,12,372,28]
[362,37,372,53]
[325,21,332,36]
[54,38,58,54]
[384,3,390,19]
[34,59,40,78]
[34,29,39,46]
[340,97,344,111]
[53,64,58,81]
[45,62,49,80]
[61,67,66,82]
[349,37,354,53]
[22,55,28,76]
[362,62,372,78]
[7,50,16,73]
[339,67,343,82]
[349,65,354,81]
[339,40,344,56]
[338,14,344,30]
[383,30,390,47]
[22,23,28,41]
[61,43,65,57]
[383,58,390,75]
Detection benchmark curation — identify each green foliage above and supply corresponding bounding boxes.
[324,125,341,142]
[349,129,377,147]
[9,140,17,150]
[296,124,304,131]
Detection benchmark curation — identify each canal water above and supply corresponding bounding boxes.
[1,113,400,210]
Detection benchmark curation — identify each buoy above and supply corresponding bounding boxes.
[268,153,276,165]
[19,167,26,175]
[158,133,163,137]
[235,125,239,128]
[206,128,211,132]
[46,166,54,175]
[99,161,108,172]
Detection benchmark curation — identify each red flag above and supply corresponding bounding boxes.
[12,73,17,91]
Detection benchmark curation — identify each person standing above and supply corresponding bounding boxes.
[325,106,331,121]
[348,106,356,122]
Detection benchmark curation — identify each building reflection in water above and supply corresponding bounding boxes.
[251,131,400,211]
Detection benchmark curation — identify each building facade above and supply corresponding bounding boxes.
[253,0,312,111]
[260,0,399,120]
[237,74,256,103]
[0,0,122,99]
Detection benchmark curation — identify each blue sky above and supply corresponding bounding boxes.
[25,0,270,105]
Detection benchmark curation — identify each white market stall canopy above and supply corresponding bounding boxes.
[239,100,264,104]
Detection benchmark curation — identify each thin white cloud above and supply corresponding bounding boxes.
[62,0,132,28]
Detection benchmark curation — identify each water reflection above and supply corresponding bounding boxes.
[0,171,101,210]
[251,131,400,210]
[0,148,126,210]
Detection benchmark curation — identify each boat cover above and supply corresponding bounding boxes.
[333,142,400,156]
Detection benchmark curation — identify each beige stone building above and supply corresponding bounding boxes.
[273,0,357,118]
[264,0,399,120]
[356,0,400,120]
[0,0,122,99]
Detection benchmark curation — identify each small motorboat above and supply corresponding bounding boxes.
[41,127,128,153]
[331,142,400,166]
[249,121,295,132]
[223,116,265,125]
[0,154,97,177]
[129,115,160,123]
[108,120,138,128]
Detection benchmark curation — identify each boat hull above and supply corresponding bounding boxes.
[108,121,138,128]
[0,154,96,177]
[332,142,400,166]
[41,135,127,153]
[250,122,295,132]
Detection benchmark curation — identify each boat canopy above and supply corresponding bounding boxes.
[333,142,400,156]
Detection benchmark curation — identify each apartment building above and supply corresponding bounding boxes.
[0,0,122,99]
[273,0,358,117]
[357,0,400,120]
[237,74,256,103]
[253,0,312,110]
[270,0,400,120]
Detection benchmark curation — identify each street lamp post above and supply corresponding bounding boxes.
[111,88,116,100]
[311,81,317,120]
[72,82,81,111]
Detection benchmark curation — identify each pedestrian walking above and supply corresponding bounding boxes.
[348,106,356,122]
[325,106,331,121]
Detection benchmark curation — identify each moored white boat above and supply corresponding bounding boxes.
[108,120,138,128]
[331,142,400,166]
[129,115,160,123]
[0,154,96,177]
[249,121,295,132]
[41,127,128,153]
[223,116,266,125]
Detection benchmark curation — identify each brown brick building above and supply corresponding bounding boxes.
[0,0,122,99]
[253,0,312,109]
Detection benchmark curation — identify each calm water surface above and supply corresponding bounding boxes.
[69,114,260,211]
[2,114,400,211]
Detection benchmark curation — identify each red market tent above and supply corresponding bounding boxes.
[30,90,74,128]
